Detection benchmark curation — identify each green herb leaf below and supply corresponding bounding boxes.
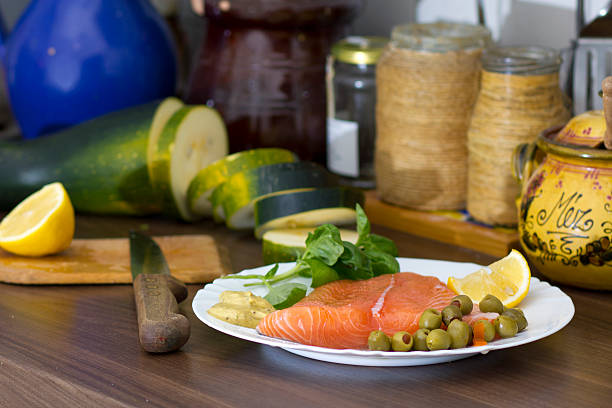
[304,258,340,288]
[222,274,265,281]
[363,248,400,276]
[264,283,308,309]
[334,241,373,280]
[367,234,399,257]
[355,203,370,245]
[264,264,279,280]
[303,224,344,266]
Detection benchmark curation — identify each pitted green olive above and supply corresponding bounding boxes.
[479,294,504,314]
[368,330,391,351]
[447,319,472,349]
[451,295,473,315]
[418,308,442,330]
[413,328,430,351]
[494,315,518,338]
[502,308,528,332]
[475,319,496,342]
[391,331,413,352]
[441,304,462,326]
[426,329,451,351]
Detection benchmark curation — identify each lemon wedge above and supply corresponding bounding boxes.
[0,182,75,256]
[447,249,531,308]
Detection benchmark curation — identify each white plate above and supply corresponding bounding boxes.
[192,258,575,366]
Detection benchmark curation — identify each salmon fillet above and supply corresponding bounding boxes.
[257,272,490,350]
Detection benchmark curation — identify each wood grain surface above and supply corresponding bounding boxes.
[0,235,230,284]
[0,213,609,408]
[364,190,520,257]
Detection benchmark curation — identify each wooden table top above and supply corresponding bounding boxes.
[0,214,610,408]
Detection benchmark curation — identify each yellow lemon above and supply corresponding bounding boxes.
[0,182,74,256]
[447,249,531,308]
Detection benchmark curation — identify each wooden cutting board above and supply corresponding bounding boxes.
[365,191,520,257]
[0,235,231,285]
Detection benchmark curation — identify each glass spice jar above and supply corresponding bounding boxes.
[375,22,490,210]
[326,36,388,189]
[466,46,571,226]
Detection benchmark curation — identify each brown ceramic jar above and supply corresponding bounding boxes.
[185,0,363,164]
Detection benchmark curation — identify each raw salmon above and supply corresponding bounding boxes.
[257,272,495,350]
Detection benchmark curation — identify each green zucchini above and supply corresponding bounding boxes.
[262,228,359,264]
[149,105,228,221]
[146,97,184,182]
[254,187,364,239]
[187,148,297,217]
[0,100,172,215]
[221,162,338,230]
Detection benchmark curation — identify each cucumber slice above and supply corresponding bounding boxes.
[221,162,338,230]
[147,97,184,183]
[254,187,364,239]
[262,228,359,264]
[150,105,228,221]
[187,148,297,217]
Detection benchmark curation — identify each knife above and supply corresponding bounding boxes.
[129,231,190,353]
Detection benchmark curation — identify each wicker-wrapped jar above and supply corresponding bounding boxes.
[375,22,490,210]
[466,46,571,226]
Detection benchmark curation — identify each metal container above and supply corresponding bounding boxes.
[326,36,387,189]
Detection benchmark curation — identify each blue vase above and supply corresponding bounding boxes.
[0,0,177,139]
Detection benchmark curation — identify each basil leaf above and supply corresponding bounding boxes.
[367,234,399,257]
[264,283,308,310]
[364,248,399,276]
[264,264,279,280]
[334,241,373,280]
[304,258,340,288]
[355,203,370,246]
[303,224,344,266]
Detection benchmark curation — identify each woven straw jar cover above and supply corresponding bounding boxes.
[466,46,571,226]
[375,23,490,211]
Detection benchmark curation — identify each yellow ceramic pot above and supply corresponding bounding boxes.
[514,127,612,289]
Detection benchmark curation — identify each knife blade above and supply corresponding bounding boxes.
[129,231,190,353]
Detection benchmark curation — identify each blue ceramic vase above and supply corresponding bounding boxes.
[0,0,177,139]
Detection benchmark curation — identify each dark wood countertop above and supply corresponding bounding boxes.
[0,214,610,407]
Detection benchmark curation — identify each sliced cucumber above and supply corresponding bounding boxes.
[146,97,184,183]
[221,162,338,230]
[187,148,297,217]
[262,228,359,264]
[150,105,228,221]
[253,187,364,239]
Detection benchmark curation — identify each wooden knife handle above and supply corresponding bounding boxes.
[133,274,191,353]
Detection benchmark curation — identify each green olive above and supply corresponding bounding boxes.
[494,315,518,338]
[418,308,442,330]
[441,304,462,326]
[475,319,496,342]
[451,295,473,315]
[413,328,430,351]
[368,330,391,351]
[502,308,528,332]
[447,319,472,349]
[391,331,413,352]
[479,294,504,314]
[426,329,451,351]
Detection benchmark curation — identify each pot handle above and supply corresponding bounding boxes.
[512,142,538,186]
[603,76,612,149]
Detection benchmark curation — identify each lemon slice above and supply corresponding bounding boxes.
[0,182,75,256]
[447,249,531,308]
